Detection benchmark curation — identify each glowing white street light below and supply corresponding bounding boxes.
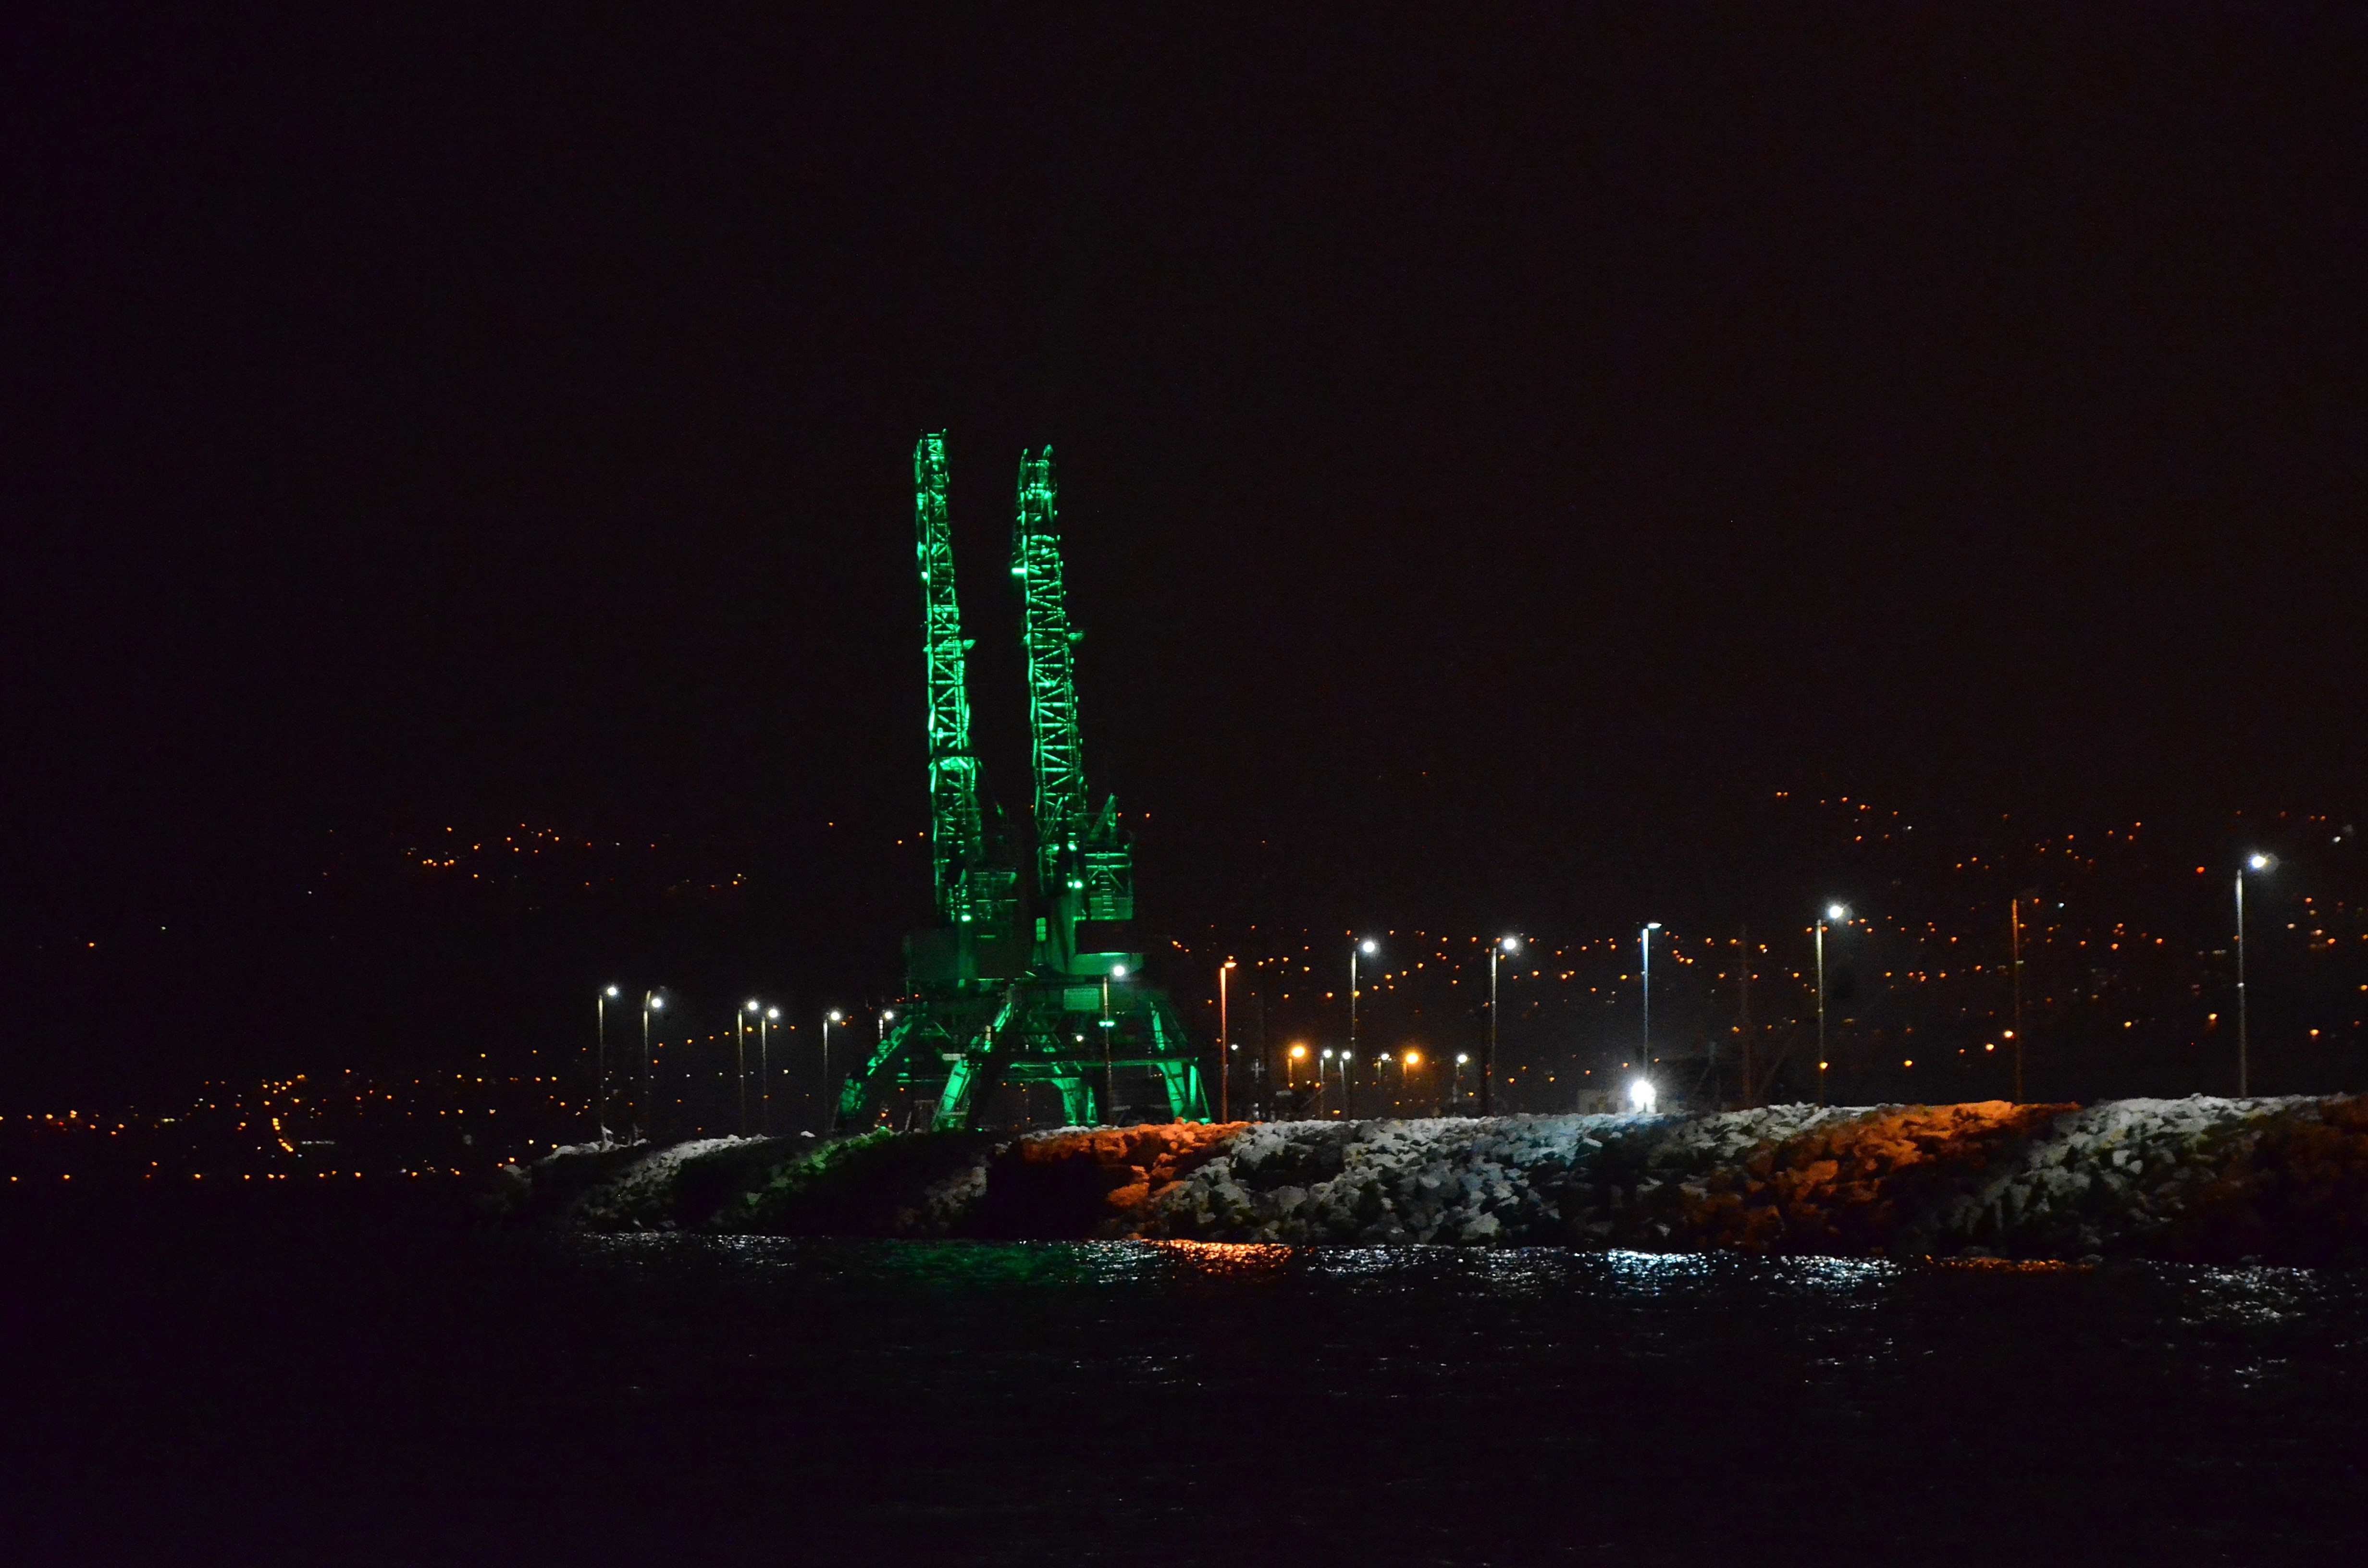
[1486,935,1520,1115]
[1218,958,1238,1121]
[1628,1077,1658,1114]
[757,1004,780,1135]
[2236,854,2276,1095]
[1100,967,1130,1125]
[822,1010,844,1134]
[1640,922,1662,1075]
[1348,939,1379,1117]
[638,989,666,1144]
[1814,906,1846,1107]
[594,986,622,1146]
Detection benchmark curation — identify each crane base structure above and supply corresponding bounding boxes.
[839,979,1207,1130]
[837,435,1210,1132]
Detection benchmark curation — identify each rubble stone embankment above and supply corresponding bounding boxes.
[501,1096,2368,1265]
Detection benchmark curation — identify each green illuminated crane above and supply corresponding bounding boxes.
[915,433,1016,939]
[1012,447,1133,971]
[837,437,1208,1132]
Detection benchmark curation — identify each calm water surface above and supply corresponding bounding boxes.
[8,1195,2364,1564]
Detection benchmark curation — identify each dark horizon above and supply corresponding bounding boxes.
[5,10,2362,1101]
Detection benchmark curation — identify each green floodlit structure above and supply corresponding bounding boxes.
[838,435,1209,1130]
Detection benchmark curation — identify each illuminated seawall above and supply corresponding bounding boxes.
[506,1096,2368,1266]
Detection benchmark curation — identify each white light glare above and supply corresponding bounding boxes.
[1455,1053,1470,1064]
[1500,935,1520,951]
[1628,1077,1658,1113]
[1826,904,1848,921]
[1359,939,1378,955]
[1112,965,1128,979]
[745,1000,760,1012]
[604,985,619,998]
[2247,853,2271,871]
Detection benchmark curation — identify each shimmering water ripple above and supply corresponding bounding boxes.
[8,1201,2365,1565]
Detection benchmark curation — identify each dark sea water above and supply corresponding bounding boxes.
[8,1192,2365,1566]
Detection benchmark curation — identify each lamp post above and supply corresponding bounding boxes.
[2010,896,2025,1103]
[1348,939,1377,1118]
[1486,936,1519,1116]
[822,1010,843,1134]
[1100,965,1128,1124]
[760,1006,779,1135]
[1815,905,1845,1107]
[1639,922,1661,1078]
[1288,1042,1307,1089]
[1454,1052,1470,1106]
[738,1001,759,1136]
[2237,853,2273,1096]
[595,986,619,1146]
[1218,958,1236,1121]
[1401,1048,1421,1113]
[638,989,665,1144]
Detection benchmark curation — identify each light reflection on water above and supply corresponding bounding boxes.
[24,1208,2368,1566]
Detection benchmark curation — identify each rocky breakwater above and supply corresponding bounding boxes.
[498,1095,2368,1265]
[1140,1096,2368,1263]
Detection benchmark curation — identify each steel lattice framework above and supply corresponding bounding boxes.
[916,433,1014,932]
[837,435,1207,1131]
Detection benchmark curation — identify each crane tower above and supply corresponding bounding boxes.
[837,435,1209,1130]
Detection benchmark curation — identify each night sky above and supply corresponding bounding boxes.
[5,10,2362,1099]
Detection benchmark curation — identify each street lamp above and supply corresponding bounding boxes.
[2237,854,2275,1096]
[1100,966,1128,1125]
[1287,1042,1307,1088]
[737,1000,760,1136]
[1815,905,1846,1107]
[1320,1047,1336,1114]
[1486,935,1519,1115]
[2009,895,2026,1103]
[595,986,620,1146]
[1348,939,1378,1118]
[639,989,666,1144]
[1218,958,1237,1121]
[1639,922,1661,1073]
[760,1005,780,1135]
[823,1010,844,1133]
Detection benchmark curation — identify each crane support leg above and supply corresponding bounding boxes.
[1053,1075,1094,1127]
[1147,1000,1210,1121]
